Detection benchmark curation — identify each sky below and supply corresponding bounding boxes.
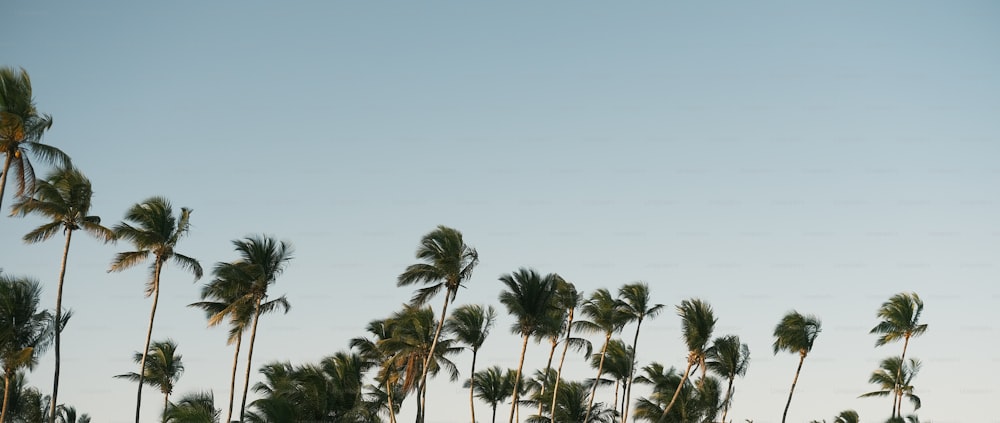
[2,1,999,422]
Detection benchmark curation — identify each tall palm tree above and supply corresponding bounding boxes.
[54,404,92,423]
[108,196,202,423]
[632,362,719,423]
[397,225,478,423]
[465,366,513,423]
[0,275,53,423]
[0,67,68,211]
[588,339,632,417]
[859,357,922,418]
[445,304,496,423]
[498,268,560,423]
[351,318,404,423]
[163,391,218,423]
[660,298,716,419]
[577,288,630,421]
[212,235,293,423]
[616,282,663,423]
[870,292,927,418]
[528,380,619,423]
[706,335,750,423]
[115,339,185,420]
[773,311,822,423]
[10,166,114,423]
[550,279,588,418]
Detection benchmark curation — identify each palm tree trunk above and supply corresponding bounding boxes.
[508,333,530,423]
[536,338,558,417]
[613,380,619,411]
[135,260,164,423]
[491,403,497,423]
[470,349,479,423]
[225,333,242,423]
[894,335,911,418]
[239,298,263,423]
[584,333,611,421]
[49,229,72,423]
[1,369,11,423]
[550,308,574,418]
[660,359,694,419]
[0,154,13,211]
[781,352,806,423]
[163,392,169,422]
[418,293,452,423]
[386,377,397,423]
[622,317,643,423]
[720,375,734,423]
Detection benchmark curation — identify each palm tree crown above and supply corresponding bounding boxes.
[870,292,927,347]
[773,311,822,423]
[0,274,54,423]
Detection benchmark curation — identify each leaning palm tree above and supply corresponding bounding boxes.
[163,391,218,423]
[577,288,630,421]
[465,366,512,423]
[0,275,54,423]
[498,268,560,423]
[351,318,404,423]
[0,67,68,211]
[445,304,496,423]
[9,166,114,423]
[870,292,927,418]
[706,335,750,423]
[660,298,716,419]
[616,282,663,423]
[108,197,202,423]
[396,225,478,423]
[773,311,822,423]
[588,338,632,416]
[859,357,922,418]
[115,339,185,420]
[550,279,588,418]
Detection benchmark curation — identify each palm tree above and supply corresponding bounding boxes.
[0,67,68,211]
[351,319,404,423]
[9,166,114,423]
[577,288,630,421]
[54,404,92,423]
[833,409,860,423]
[632,362,718,423]
[660,298,716,419]
[163,391,218,423]
[706,335,750,423]
[115,339,185,419]
[616,282,663,423]
[773,311,822,423]
[528,380,618,423]
[588,339,632,417]
[465,366,512,423]
[550,279,588,418]
[498,268,560,423]
[870,292,927,418]
[0,275,53,423]
[108,196,203,423]
[212,235,293,423]
[445,304,496,423]
[859,357,922,418]
[396,225,478,423]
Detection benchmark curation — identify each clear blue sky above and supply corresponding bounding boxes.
[3,1,999,422]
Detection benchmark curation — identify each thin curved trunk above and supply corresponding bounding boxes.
[720,375,734,423]
[386,377,397,423]
[660,359,693,419]
[0,153,12,211]
[50,229,72,423]
[470,349,479,423]
[781,352,806,423]
[508,333,530,423]
[225,332,242,423]
[163,392,169,422]
[622,317,643,423]
[491,403,497,423]
[1,369,11,423]
[419,292,452,423]
[135,260,164,423]
[536,338,557,417]
[894,335,911,418]
[584,333,611,421]
[550,308,575,417]
[239,297,263,423]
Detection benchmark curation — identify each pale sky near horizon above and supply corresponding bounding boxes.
[3,1,999,422]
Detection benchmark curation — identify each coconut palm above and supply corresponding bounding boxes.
[163,391,218,423]
[550,279,589,418]
[773,311,822,423]
[445,304,496,423]
[9,166,114,423]
[588,339,632,416]
[0,275,54,423]
[351,319,404,423]
[465,366,513,423]
[527,380,618,423]
[833,409,860,423]
[0,371,49,423]
[396,226,478,423]
[706,335,750,423]
[632,362,719,423]
[860,357,922,418]
[660,298,716,419]
[0,67,69,212]
[53,404,92,423]
[498,268,560,423]
[211,235,293,423]
[108,197,202,423]
[616,282,663,423]
[870,292,927,418]
[115,339,184,420]
[576,288,630,420]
